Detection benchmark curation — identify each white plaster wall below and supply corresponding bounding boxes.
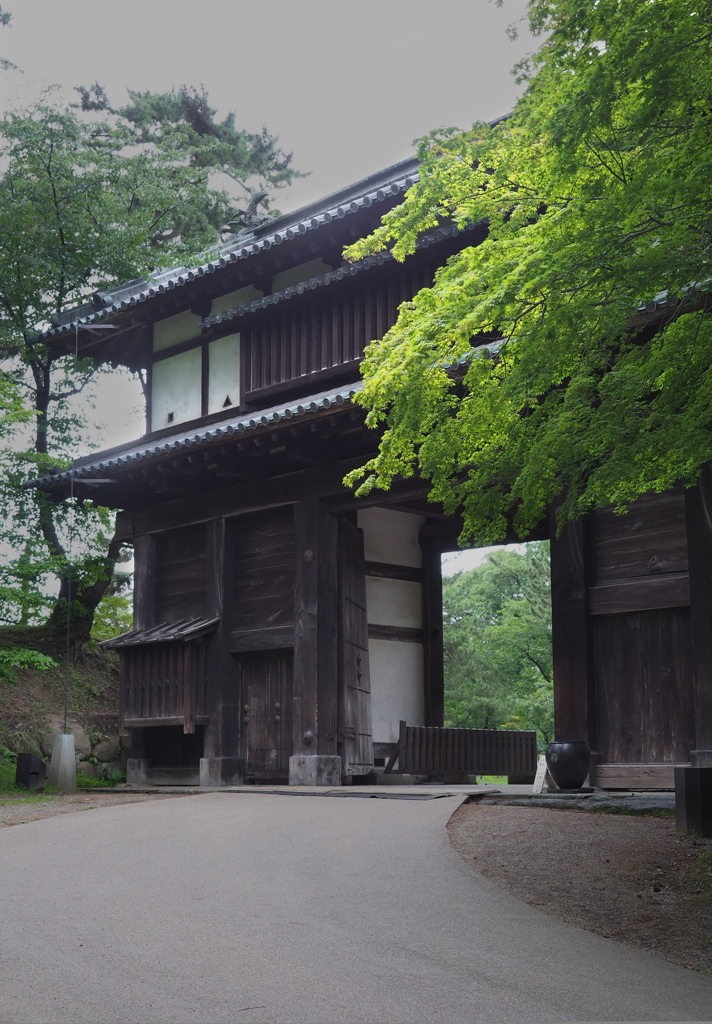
[358,508,424,567]
[369,639,425,743]
[272,258,332,292]
[208,333,240,414]
[211,285,263,315]
[153,310,202,352]
[365,578,422,628]
[151,348,202,430]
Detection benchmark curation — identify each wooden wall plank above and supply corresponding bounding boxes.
[596,763,684,790]
[588,573,690,614]
[593,607,695,763]
[241,262,442,392]
[154,524,207,622]
[230,625,294,652]
[591,488,688,583]
[232,506,295,634]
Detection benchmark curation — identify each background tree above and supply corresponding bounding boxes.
[344,0,712,543]
[443,543,553,747]
[0,89,301,640]
[74,83,303,244]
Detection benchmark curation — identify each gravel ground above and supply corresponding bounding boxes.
[448,800,712,974]
[0,790,188,827]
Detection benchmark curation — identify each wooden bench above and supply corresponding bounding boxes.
[383,720,537,780]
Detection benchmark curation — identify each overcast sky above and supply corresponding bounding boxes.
[2,0,536,212]
[2,1,538,567]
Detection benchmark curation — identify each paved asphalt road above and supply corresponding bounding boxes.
[2,791,712,1024]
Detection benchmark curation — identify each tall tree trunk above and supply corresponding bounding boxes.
[46,527,126,642]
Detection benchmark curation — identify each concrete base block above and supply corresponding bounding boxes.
[147,768,199,786]
[126,758,151,786]
[377,773,414,786]
[47,734,76,793]
[200,757,243,787]
[675,766,712,836]
[289,755,341,787]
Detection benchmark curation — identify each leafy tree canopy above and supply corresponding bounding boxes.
[345,0,712,543]
[0,89,302,634]
[443,543,553,746]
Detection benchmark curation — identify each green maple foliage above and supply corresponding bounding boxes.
[345,0,712,543]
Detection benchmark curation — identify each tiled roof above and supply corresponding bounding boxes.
[25,382,364,490]
[43,159,421,342]
[37,115,510,342]
[101,616,220,647]
[203,222,473,329]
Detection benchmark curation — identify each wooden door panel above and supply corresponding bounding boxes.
[241,651,293,779]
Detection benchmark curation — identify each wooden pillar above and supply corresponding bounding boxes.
[549,503,594,746]
[685,469,712,765]
[421,533,444,728]
[201,518,241,785]
[132,534,156,631]
[293,497,339,757]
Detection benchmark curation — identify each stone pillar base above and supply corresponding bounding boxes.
[126,758,151,786]
[675,766,712,836]
[199,757,243,787]
[377,772,414,786]
[48,734,76,793]
[289,755,341,787]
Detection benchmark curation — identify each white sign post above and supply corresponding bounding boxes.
[532,754,548,795]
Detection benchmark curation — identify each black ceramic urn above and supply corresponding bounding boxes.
[546,740,591,789]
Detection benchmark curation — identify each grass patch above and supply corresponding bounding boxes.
[591,805,675,818]
[0,793,54,805]
[77,770,125,789]
[0,748,21,793]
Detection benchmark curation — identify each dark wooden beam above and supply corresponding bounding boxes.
[132,534,156,631]
[132,457,372,536]
[203,516,241,777]
[293,498,339,757]
[327,478,433,513]
[686,470,712,765]
[549,504,594,746]
[206,519,225,619]
[367,624,423,643]
[364,561,423,583]
[421,533,444,727]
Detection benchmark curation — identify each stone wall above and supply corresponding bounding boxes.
[37,713,127,779]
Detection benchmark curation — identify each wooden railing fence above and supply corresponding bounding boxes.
[385,721,537,778]
[119,642,208,734]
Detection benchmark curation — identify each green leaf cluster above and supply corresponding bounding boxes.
[345,0,712,542]
[0,646,57,685]
[443,542,553,747]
